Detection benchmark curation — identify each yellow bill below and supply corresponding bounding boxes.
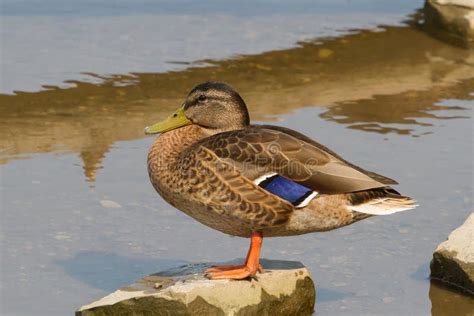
[144,106,192,134]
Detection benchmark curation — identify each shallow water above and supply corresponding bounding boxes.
[1,1,474,315]
[1,0,418,94]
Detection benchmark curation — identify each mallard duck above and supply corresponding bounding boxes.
[145,81,416,280]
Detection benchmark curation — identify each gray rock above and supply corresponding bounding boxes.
[424,0,474,46]
[76,259,316,316]
[431,213,474,295]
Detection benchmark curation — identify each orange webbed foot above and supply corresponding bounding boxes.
[204,232,263,280]
[205,266,257,280]
[205,264,263,274]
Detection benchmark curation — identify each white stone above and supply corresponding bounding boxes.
[431,213,474,294]
[432,0,474,9]
[76,260,316,316]
[425,0,474,45]
[435,213,474,263]
[99,200,122,209]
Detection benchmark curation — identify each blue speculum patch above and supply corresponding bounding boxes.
[259,175,313,205]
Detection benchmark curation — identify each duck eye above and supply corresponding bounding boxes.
[198,95,207,102]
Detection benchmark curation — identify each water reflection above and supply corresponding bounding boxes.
[0,23,473,182]
[320,80,473,136]
[430,281,474,316]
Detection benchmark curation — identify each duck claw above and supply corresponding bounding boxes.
[205,267,255,280]
[205,264,263,273]
[205,264,245,273]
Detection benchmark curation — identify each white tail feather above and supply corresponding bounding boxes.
[350,197,417,215]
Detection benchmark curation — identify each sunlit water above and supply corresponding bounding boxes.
[1,1,474,315]
[1,0,420,94]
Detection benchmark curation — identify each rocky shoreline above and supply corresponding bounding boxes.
[424,0,474,47]
[431,213,474,295]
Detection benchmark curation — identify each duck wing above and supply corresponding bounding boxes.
[259,125,398,185]
[194,125,391,194]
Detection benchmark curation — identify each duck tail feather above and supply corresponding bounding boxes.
[348,188,417,215]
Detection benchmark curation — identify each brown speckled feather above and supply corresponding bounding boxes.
[192,126,388,194]
[175,145,294,228]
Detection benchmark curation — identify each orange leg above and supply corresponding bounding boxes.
[205,232,263,280]
[205,238,262,273]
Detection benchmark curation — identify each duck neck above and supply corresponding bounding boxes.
[147,124,208,175]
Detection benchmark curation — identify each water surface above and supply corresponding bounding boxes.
[1,1,474,315]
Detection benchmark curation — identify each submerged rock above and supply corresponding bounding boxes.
[431,213,474,295]
[424,0,474,46]
[76,259,316,316]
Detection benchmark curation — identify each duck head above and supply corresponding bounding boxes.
[144,81,250,134]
